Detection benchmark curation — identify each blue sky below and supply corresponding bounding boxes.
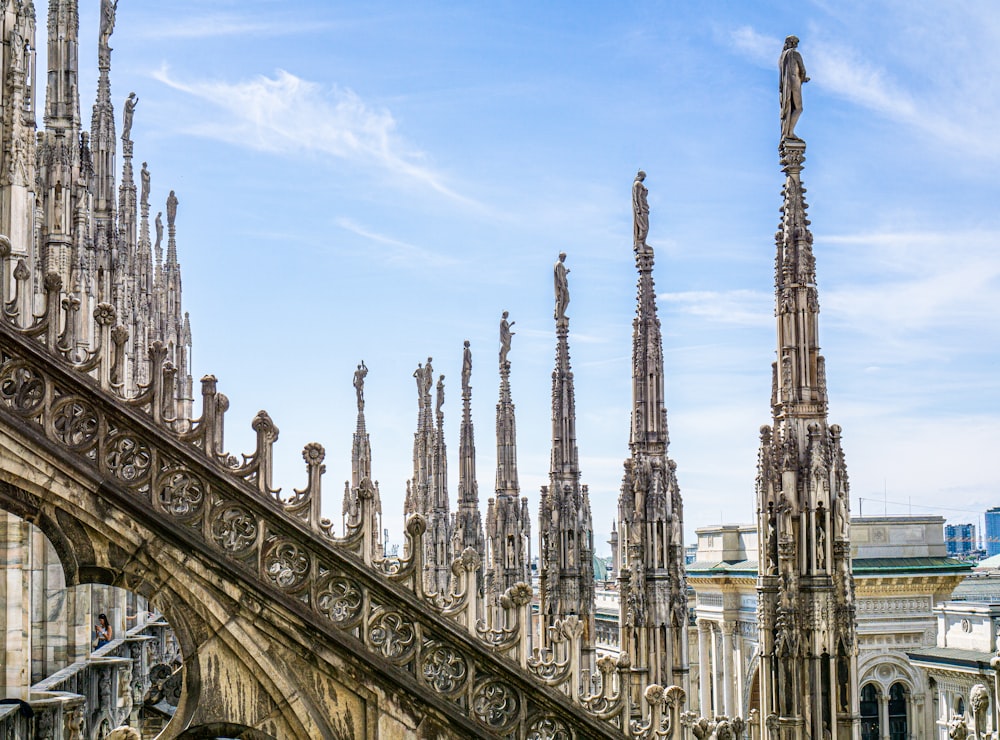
[62,1,1000,552]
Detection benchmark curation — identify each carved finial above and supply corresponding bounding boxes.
[553,252,570,321]
[353,361,367,414]
[499,311,515,366]
[779,35,809,143]
[633,170,649,248]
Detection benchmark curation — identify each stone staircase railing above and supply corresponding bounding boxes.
[0,265,746,737]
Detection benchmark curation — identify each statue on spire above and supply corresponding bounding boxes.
[140,163,150,206]
[100,0,119,56]
[166,191,179,228]
[499,311,515,366]
[155,212,164,250]
[461,340,472,395]
[633,170,649,248]
[122,93,138,141]
[353,361,367,414]
[779,35,809,142]
[554,252,570,320]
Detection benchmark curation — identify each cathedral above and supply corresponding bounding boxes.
[0,3,992,740]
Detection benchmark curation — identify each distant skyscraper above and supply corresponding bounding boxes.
[945,523,976,556]
[985,509,1000,557]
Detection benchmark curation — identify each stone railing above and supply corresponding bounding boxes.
[0,272,748,737]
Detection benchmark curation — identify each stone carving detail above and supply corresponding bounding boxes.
[105,434,152,483]
[157,467,205,517]
[52,398,101,450]
[316,576,363,627]
[472,678,521,731]
[264,540,311,591]
[0,361,45,414]
[527,715,571,740]
[419,642,469,694]
[210,504,259,554]
[368,609,417,663]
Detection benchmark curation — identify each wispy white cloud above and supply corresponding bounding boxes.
[335,217,458,268]
[152,66,478,205]
[729,26,778,68]
[819,229,1000,338]
[137,16,338,40]
[658,289,772,328]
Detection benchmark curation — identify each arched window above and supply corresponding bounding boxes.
[860,684,880,740]
[888,683,908,740]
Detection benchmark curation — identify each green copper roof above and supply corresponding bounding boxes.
[852,557,973,575]
[686,556,970,579]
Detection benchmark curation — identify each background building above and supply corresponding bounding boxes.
[985,508,1000,557]
[946,523,977,557]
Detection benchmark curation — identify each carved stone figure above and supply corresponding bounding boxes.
[140,162,150,205]
[436,375,445,416]
[461,340,472,394]
[816,520,826,570]
[779,36,809,141]
[834,492,847,536]
[100,0,118,52]
[970,684,989,740]
[353,361,367,413]
[155,212,164,249]
[553,252,570,320]
[633,170,649,247]
[122,92,138,141]
[777,493,792,539]
[166,190,179,227]
[948,715,969,740]
[499,311,515,365]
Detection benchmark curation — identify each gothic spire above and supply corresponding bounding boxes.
[756,36,857,740]
[485,312,531,618]
[452,341,485,596]
[538,253,595,668]
[343,361,381,557]
[617,170,689,696]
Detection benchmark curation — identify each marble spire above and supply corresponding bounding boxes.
[405,358,452,595]
[451,341,486,601]
[485,312,531,619]
[756,36,858,740]
[617,171,689,699]
[343,361,382,558]
[538,252,595,668]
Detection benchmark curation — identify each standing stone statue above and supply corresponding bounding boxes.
[553,252,570,320]
[461,340,472,395]
[353,361,367,413]
[499,311,515,365]
[632,170,649,247]
[436,375,445,416]
[413,363,424,398]
[122,93,138,141]
[140,162,150,205]
[154,212,164,250]
[166,191,178,228]
[99,0,118,54]
[779,35,809,141]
